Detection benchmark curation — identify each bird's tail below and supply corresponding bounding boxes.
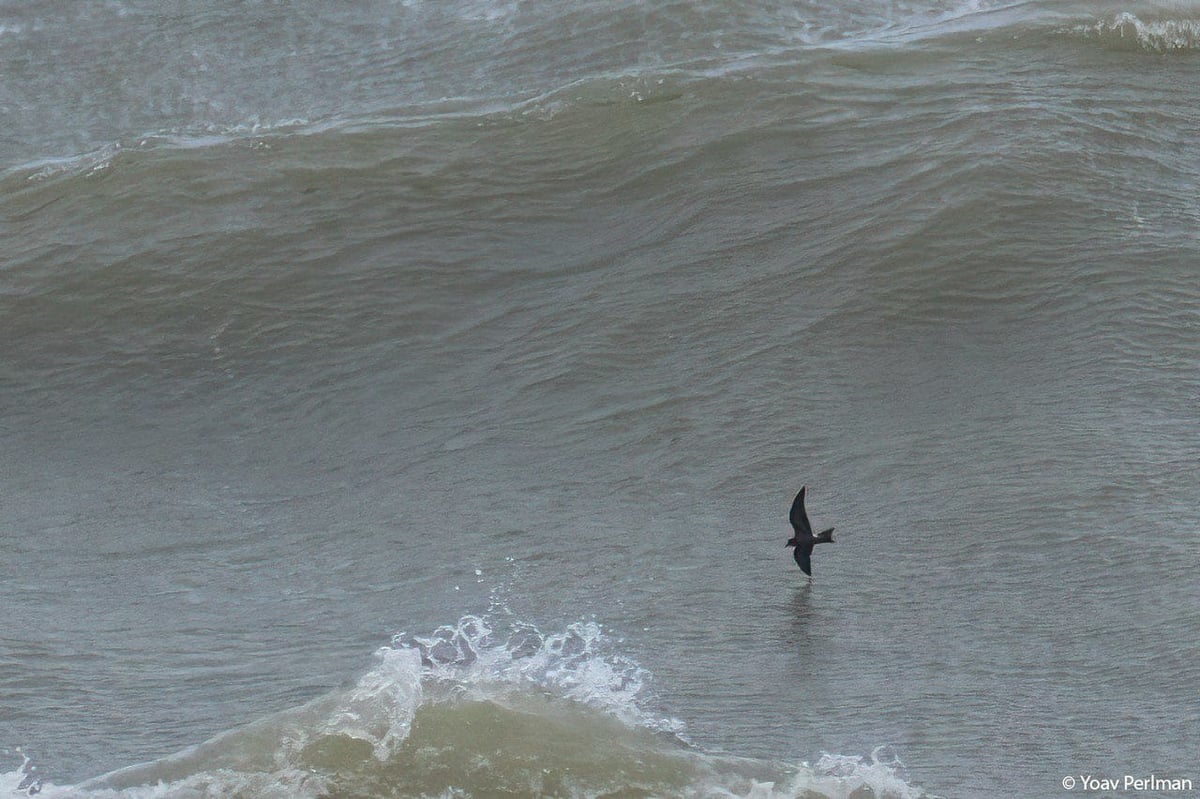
[816,527,834,544]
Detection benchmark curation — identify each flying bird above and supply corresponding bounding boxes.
[786,486,834,577]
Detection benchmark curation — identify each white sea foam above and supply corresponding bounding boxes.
[1075,11,1200,52]
[396,613,686,736]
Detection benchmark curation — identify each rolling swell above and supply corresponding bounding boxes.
[6,10,1196,543]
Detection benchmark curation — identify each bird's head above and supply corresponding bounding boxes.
[785,537,797,548]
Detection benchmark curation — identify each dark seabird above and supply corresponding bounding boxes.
[786,486,834,577]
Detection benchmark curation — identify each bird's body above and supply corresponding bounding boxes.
[785,486,834,577]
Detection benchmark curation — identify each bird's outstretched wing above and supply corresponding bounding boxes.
[789,487,813,537]
[794,541,814,576]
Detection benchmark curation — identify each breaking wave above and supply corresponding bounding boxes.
[3,613,932,798]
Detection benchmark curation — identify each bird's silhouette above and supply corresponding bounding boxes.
[786,486,834,577]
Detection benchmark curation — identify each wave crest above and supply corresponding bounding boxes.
[1075,12,1200,52]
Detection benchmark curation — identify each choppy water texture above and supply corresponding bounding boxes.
[3,1,1200,796]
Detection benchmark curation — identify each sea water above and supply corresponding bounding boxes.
[4,1,1200,796]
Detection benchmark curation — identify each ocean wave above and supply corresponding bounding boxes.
[0,0,1064,186]
[1071,11,1200,52]
[5,117,314,183]
[5,613,932,798]
[0,75,680,185]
